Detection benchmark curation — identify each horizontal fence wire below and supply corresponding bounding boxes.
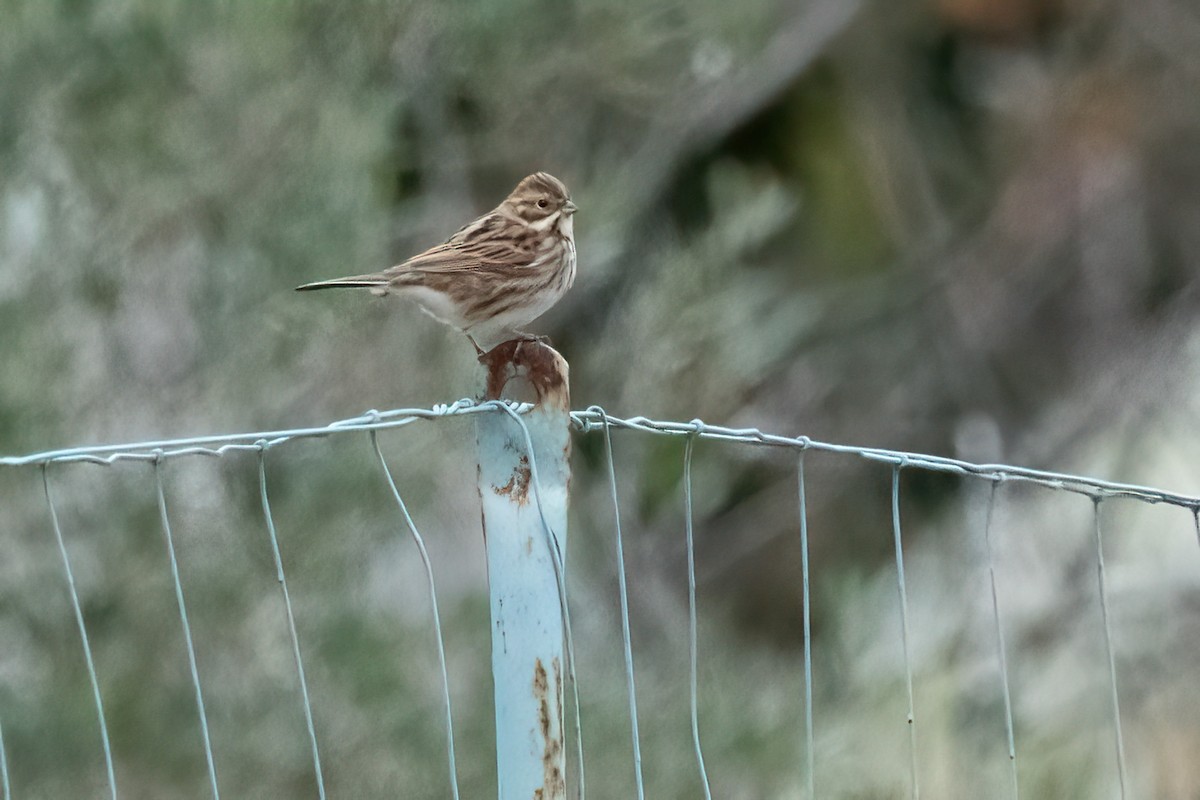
[5,399,1199,510]
[4,398,1198,798]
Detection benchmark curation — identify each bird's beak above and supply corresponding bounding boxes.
[563,200,578,215]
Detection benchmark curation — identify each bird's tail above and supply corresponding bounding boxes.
[295,275,388,292]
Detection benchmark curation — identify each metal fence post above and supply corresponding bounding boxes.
[476,341,571,800]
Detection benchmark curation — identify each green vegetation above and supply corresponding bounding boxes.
[3,0,1200,796]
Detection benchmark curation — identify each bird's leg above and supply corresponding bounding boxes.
[473,331,551,363]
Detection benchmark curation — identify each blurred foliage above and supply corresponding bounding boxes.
[3,0,1200,796]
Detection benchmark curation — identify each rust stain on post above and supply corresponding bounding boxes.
[534,658,549,735]
[493,455,532,505]
[533,658,565,799]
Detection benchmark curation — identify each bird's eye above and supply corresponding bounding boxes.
[537,199,549,208]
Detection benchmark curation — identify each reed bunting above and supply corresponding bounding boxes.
[297,172,577,354]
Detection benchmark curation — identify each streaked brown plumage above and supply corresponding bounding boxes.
[296,172,577,353]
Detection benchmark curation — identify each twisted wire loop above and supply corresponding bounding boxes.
[1092,499,1128,799]
[153,456,221,799]
[256,444,327,800]
[682,427,713,799]
[797,449,815,800]
[890,464,919,800]
[981,481,1019,799]
[597,410,646,800]
[369,430,461,800]
[41,465,118,800]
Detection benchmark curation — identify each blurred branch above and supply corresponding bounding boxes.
[611,0,864,260]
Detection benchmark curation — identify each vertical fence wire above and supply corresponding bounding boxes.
[600,417,646,800]
[15,403,1200,797]
[682,433,713,799]
[981,481,1019,799]
[153,457,220,800]
[1092,498,1127,799]
[0,714,10,800]
[890,465,919,800]
[494,403,585,800]
[256,446,327,800]
[41,465,118,800]
[797,451,815,800]
[370,431,461,800]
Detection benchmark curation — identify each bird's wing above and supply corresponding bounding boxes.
[381,212,537,280]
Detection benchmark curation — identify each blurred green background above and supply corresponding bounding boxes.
[3,0,1200,797]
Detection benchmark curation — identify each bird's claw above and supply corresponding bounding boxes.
[472,333,553,363]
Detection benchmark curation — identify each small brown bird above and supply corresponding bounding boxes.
[296,172,577,353]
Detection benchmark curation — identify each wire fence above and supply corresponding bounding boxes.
[3,398,1199,798]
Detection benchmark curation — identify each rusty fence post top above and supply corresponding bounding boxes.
[479,341,569,409]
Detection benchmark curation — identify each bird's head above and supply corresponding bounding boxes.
[504,172,577,231]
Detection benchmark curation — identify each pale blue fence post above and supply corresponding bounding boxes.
[476,341,572,800]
